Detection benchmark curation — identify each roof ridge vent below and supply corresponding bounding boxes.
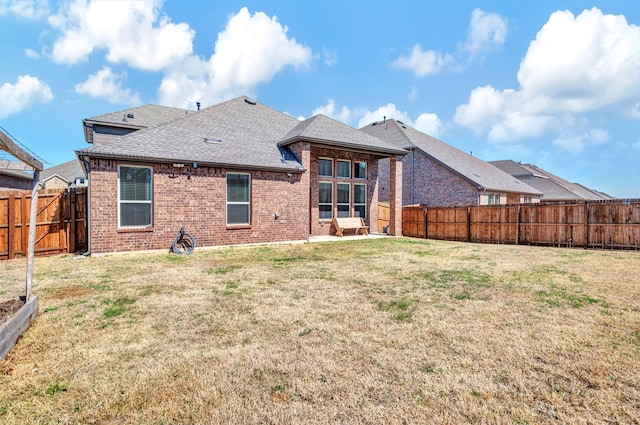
[244,97,257,105]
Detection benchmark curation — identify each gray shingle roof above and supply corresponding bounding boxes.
[79,97,305,172]
[490,160,612,201]
[83,104,197,143]
[84,104,196,129]
[78,97,407,172]
[39,159,85,184]
[279,114,407,155]
[361,120,541,195]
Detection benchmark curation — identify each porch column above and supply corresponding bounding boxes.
[389,155,402,236]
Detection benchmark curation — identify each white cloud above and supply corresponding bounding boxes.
[356,103,443,137]
[391,44,453,76]
[414,113,442,137]
[357,103,412,128]
[0,0,49,19]
[0,74,53,118]
[25,48,40,59]
[408,86,418,101]
[454,8,640,147]
[158,7,312,107]
[553,136,585,155]
[322,47,337,66]
[312,99,351,124]
[49,0,194,70]
[463,8,507,57]
[74,67,141,105]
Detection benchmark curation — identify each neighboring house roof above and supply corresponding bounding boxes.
[489,160,613,201]
[83,104,197,144]
[78,96,406,173]
[0,168,33,181]
[360,120,541,195]
[279,114,407,156]
[39,159,86,186]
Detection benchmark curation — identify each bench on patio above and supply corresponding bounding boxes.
[332,217,369,237]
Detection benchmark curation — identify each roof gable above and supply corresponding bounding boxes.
[361,120,541,195]
[279,114,407,155]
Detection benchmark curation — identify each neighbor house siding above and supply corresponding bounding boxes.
[308,147,379,236]
[92,125,138,145]
[378,150,479,207]
[88,159,308,253]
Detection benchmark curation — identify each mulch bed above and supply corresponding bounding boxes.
[0,298,25,327]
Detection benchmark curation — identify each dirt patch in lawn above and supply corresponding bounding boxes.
[0,298,25,327]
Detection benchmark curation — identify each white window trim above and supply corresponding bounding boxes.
[337,159,351,179]
[117,164,153,228]
[319,180,333,220]
[227,172,251,225]
[337,182,351,217]
[319,157,334,177]
[354,183,367,219]
[354,161,367,180]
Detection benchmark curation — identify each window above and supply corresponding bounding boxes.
[488,193,500,205]
[354,184,366,218]
[337,183,350,217]
[319,158,333,177]
[354,161,366,179]
[337,160,351,178]
[227,173,251,225]
[319,182,333,219]
[118,165,152,227]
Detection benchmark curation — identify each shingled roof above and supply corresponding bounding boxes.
[360,119,541,195]
[78,97,407,173]
[83,104,197,144]
[279,114,407,156]
[490,160,613,201]
[39,159,85,185]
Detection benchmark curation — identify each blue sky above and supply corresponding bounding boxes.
[1,0,639,197]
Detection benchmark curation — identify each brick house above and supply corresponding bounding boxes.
[489,160,614,202]
[360,119,541,206]
[76,96,406,254]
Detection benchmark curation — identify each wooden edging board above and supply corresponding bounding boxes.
[0,295,38,361]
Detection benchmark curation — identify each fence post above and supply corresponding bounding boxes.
[69,190,76,253]
[467,207,471,242]
[8,194,15,259]
[25,171,39,301]
[516,205,521,246]
[585,203,590,249]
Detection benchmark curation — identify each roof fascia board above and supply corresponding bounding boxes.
[76,151,306,174]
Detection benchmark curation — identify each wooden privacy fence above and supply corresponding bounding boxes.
[403,200,640,250]
[0,188,87,259]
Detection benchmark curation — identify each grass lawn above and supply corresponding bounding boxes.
[1,238,639,424]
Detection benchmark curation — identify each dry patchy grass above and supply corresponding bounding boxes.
[1,238,639,424]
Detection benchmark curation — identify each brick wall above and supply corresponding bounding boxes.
[308,147,380,236]
[378,150,480,207]
[88,159,308,253]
